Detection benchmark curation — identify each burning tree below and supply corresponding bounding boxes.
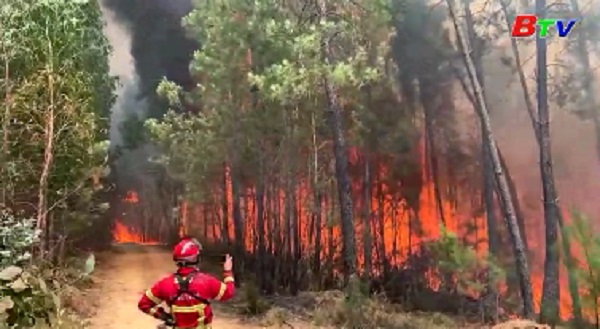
[139,0,600,324]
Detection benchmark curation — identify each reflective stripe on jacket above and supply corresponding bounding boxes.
[138,267,235,328]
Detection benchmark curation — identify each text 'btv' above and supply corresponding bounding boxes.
[511,14,578,38]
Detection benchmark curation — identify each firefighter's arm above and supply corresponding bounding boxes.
[138,279,171,322]
[208,270,235,302]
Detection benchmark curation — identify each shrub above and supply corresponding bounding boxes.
[0,210,94,327]
[0,265,57,327]
[312,289,460,328]
[564,210,600,327]
[427,225,504,316]
[242,280,271,315]
[0,210,51,326]
[0,211,40,268]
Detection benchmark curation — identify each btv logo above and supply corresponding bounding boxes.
[510,14,578,38]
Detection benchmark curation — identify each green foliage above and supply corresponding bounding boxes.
[0,0,114,236]
[335,274,373,328]
[0,0,112,324]
[242,281,271,315]
[148,0,410,205]
[156,78,183,108]
[0,211,94,327]
[428,225,504,298]
[0,262,94,328]
[0,265,57,328]
[247,1,389,105]
[563,210,600,318]
[0,211,39,268]
[313,290,460,329]
[146,111,224,200]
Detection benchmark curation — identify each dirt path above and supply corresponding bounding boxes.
[87,244,265,329]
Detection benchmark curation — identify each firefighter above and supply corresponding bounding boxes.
[138,237,235,328]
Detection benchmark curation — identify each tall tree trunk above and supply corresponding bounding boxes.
[500,2,582,320]
[362,155,372,279]
[256,158,266,290]
[327,180,336,286]
[447,0,534,318]
[272,178,282,289]
[311,113,323,284]
[558,0,592,318]
[375,177,389,279]
[377,178,388,276]
[560,216,582,324]
[283,170,292,288]
[500,14,580,314]
[284,115,299,292]
[460,0,500,258]
[203,204,209,239]
[231,165,244,285]
[497,148,529,251]
[482,148,498,256]
[291,107,301,294]
[482,138,500,322]
[499,0,538,141]
[313,190,323,282]
[568,0,600,161]
[37,69,56,256]
[289,180,299,294]
[317,0,357,280]
[211,205,218,242]
[1,50,10,207]
[536,0,560,323]
[222,163,230,245]
[457,0,526,257]
[420,84,447,227]
[263,180,275,294]
[461,0,528,255]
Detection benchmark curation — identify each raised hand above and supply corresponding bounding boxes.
[223,254,233,272]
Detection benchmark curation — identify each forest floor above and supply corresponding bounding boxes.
[84,244,316,329]
[79,244,548,329]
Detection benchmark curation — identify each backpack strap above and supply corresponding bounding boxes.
[168,272,211,306]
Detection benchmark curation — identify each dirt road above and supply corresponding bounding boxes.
[87,244,263,329]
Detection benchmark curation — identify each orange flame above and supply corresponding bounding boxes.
[179,201,189,237]
[123,190,139,203]
[171,131,587,320]
[112,220,160,244]
[111,190,161,244]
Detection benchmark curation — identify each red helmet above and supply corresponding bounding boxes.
[173,237,202,264]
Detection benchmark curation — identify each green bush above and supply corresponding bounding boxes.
[427,225,504,314]
[0,211,95,327]
[0,211,54,327]
[0,211,40,268]
[564,210,600,327]
[312,289,460,329]
[0,265,58,327]
[242,280,271,315]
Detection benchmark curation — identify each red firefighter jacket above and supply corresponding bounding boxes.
[138,267,235,328]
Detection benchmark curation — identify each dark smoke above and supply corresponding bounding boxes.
[100,0,195,179]
[99,0,195,239]
[101,0,195,121]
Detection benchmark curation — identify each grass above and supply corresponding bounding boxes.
[310,290,462,329]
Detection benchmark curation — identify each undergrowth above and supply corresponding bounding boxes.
[311,278,461,329]
[0,210,94,328]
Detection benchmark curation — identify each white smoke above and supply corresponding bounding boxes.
[99,0,147,147]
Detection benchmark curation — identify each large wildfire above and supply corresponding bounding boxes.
[181,133,586,320]
[98,0,600,322]
[113,132,592,320]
